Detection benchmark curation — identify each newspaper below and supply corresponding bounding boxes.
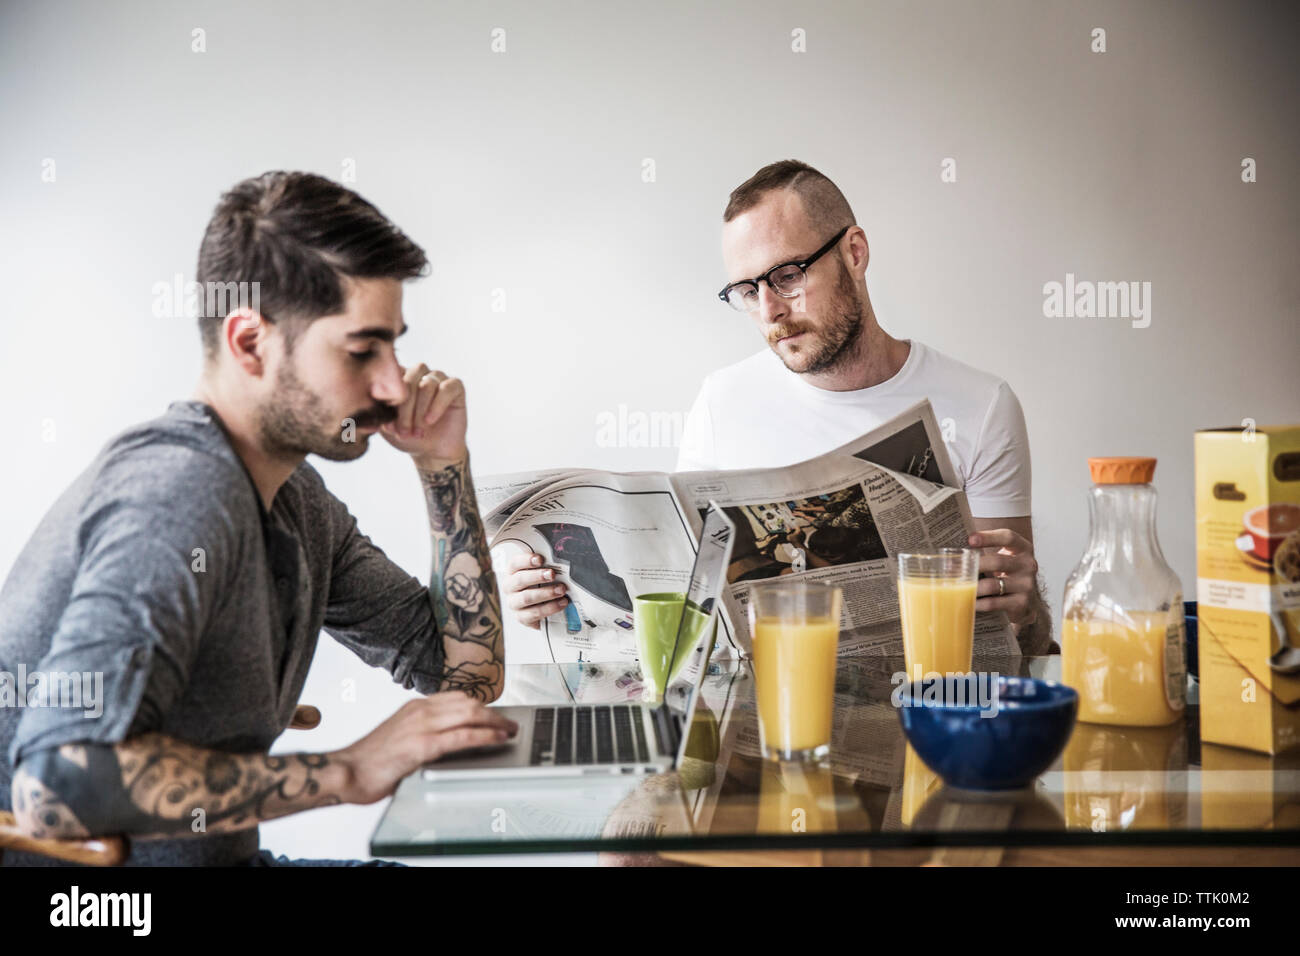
[480,399,1020,665]
[476,468,595,538]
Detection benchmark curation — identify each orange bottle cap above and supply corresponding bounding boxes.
[1088,456,1157,484]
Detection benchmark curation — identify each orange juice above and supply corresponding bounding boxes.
[752,618,838,754]
[898,578,977,678]
[1061,611,1184,726]
[1063,720,1188,831]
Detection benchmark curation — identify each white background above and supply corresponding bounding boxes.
[2,0,1296,862]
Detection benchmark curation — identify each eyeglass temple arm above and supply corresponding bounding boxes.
[718,225,851,301]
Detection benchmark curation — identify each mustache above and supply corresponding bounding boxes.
[349,405,399,429]
[767,324,810,346]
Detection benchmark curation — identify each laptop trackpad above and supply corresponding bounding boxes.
[422,706,534,770]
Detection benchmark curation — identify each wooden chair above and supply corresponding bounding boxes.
[0,704,321,866]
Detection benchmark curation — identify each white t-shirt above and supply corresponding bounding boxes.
[675,340,1032,519]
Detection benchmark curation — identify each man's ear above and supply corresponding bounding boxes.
[844,226,869,273]
[222,308,271,377]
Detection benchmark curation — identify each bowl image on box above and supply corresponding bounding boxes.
[896,675,1078,790]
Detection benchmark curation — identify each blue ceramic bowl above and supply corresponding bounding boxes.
[897,675,1078,790]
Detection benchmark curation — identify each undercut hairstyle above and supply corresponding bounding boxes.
[723,160,856,233]
[195,171,429,360]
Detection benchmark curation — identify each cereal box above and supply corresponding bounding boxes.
[1195,425,1300,754]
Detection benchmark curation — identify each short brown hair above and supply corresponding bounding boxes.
[195,172,428,358]
[723,160,856,232]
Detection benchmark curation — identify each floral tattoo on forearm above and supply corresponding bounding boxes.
[419,457,504,700]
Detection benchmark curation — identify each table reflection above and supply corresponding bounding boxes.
[911,784,1065,832]
[757,760,842,835]
[370,657,1300,856]
[1063,719,1188,831]
[901,744,942,827]
[1201,745,1300,829]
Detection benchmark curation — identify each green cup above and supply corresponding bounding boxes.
[634,592,712,699]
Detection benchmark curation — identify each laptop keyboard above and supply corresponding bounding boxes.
[529,705,652,766]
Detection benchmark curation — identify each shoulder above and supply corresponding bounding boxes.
[910,342,1025,432]
[84,403,256,529]
[909,341,1011,407]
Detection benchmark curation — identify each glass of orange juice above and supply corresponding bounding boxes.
[749,582,841,761]
[897,549,979,681]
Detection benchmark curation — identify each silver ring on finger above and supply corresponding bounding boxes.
[997,577,1006,597]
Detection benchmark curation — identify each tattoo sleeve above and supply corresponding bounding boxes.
[11,736,345,841]
[418,455,505,701]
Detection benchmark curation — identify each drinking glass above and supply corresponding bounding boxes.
[748,582,841,761]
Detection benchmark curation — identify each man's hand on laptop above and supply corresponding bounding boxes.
[502,552,569,629]
[380,362,469,466]
[334,693,519,805]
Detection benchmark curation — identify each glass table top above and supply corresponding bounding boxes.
[370,655,1300,857]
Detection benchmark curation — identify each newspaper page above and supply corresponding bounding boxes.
[488,471,742,672]
[476,468,593,538]
[669,401,1018,661]
[482,399,1018,668]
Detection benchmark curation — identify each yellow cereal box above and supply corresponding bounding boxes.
[1195,425,1300,754]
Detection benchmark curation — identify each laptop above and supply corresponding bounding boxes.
[422,503,736,780]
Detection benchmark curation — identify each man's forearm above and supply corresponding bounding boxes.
[11,735,347,841]
[1017,583,1056,656]
[417,454,505,701]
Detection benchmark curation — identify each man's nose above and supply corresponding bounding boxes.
[756,281,790,326]
[372,355,408,405]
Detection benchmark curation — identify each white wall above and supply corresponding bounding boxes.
[2,0,1296,861]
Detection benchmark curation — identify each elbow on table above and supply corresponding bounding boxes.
[436,623,506,702]
[482,671,506,704]
[436,660,506,703]
[10,758,96,841]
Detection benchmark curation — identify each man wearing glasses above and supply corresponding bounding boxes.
[506,160,1050,654]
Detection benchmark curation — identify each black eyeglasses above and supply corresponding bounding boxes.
[717,226,850,313]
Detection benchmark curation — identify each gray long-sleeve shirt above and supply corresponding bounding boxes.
[0,400,444,865]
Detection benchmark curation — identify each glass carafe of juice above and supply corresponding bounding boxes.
[1061,457,1187,726]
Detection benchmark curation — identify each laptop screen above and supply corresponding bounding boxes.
[661,502,735,755]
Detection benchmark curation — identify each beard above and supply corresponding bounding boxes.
[258,357,397,462]
[767,261,864,376]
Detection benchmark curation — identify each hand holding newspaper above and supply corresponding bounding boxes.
[479,400,1021,675]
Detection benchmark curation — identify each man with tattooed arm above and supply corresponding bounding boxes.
[0,172,512,865]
